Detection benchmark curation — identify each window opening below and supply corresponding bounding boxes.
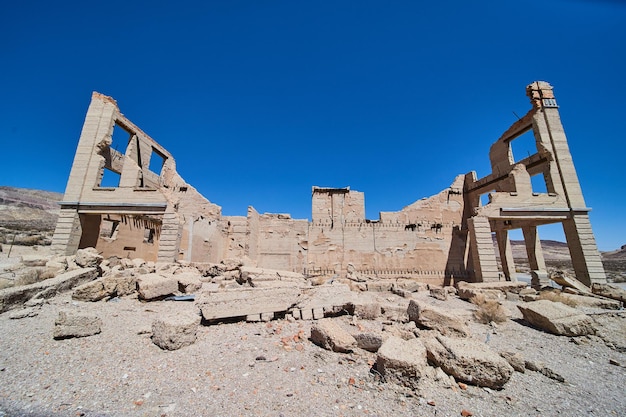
[100,168,121,187]
[111,123,132,154]
[509,130,537,163]
[149,148,166,175]
[531,173,548,194]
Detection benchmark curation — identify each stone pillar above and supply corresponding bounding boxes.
[562,215,607,287]
[467,217,499,282]
[495,229,516,281]
[522,225,548,288]
[50,209,82,255]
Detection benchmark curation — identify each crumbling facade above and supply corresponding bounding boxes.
[462,81,606,287]
[51,82,607,286]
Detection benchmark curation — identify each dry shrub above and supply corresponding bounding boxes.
[538,290,578,307]
[470,294,508,324]
[469,293,487,306]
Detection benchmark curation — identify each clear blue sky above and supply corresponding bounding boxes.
[1,1,624,251]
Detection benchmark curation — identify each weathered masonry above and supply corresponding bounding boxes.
[51,82,607,286]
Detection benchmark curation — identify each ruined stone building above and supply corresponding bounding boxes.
[51,81,607,287]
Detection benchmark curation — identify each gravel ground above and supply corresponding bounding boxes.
[1,289,625,417]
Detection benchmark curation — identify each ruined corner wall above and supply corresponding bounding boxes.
[51,92,225,263]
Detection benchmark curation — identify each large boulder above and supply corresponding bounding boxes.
[151,311,201,350]
[75,248,103,268]
[407,300,469,337]
[310,319,357,353]
[376,336,428,389]
[517,300,596,336]
[424,335,513,389]
[53,311,102,340]
[136,273,178,300]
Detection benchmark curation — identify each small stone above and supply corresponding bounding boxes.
[461,410,473,417]
[427,400,436,406]
[458,382,468,390]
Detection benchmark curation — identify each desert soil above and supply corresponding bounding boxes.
[1,282,625,417]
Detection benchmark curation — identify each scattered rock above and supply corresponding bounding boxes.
[0,268,98,313]
[353,332,384,352]
[376,336,427,389]
[424,335,513,389]
[75,248,103,268]
[151,311,201,350]
[310,319,357,353]
[9,307,38,319]
[407,300,469,337]
[429,287,448,301]
[352,302,381,320]
[367,281,393,292]
[53,311,102,340]
[499,351,525,373]
[136,273,178,300]
[517,300,596,336]
[72,273,137,302]
[591,283,626,303]
[176,272,203,294]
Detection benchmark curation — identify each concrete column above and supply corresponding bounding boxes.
[467,216,499,282]
[562,215,607,286]
[522,225,548,288]
[50,209,82,255]
[495,229,517,281]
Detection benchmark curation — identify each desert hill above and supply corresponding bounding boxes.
[0,186,62,232]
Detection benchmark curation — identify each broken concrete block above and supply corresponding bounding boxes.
[407,300,469,337]
[297,284,356,314]
[75,248,103,268]
[354,332,384,352]
[376,336,427,389]
[53,311,102,340]
[72,273,137,301]
[352,302,381,320]
[136,273,178,300]
[394,279,427,292]
[300,308,313,320]
[312,308,324,320]
[151,311,200,350]
[429,287,448,301]
[0,268,98,313]
[240,266,304,284]
[457,285,503,302]
[197,287,301,322]
[366,281,393,292]
[310,319,357,353]
[176,272,203,294]
[72,279,108,302]
[517,300,596,336]
[21,255,50,267]
[558,292,621,310]
[499,351,526,373]
[424,335,513,389]
[591,283,626,304]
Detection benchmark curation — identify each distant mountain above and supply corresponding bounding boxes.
[0,186,63,231]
